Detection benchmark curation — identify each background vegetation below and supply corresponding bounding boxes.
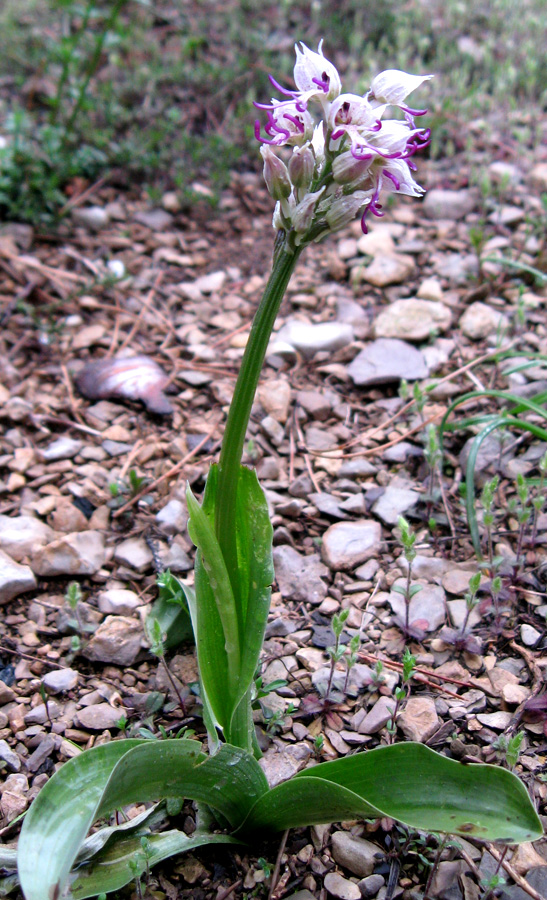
[0,0,546,222]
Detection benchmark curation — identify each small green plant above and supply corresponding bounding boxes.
[393,517,423,637]
[325,609,350,700]
[439,358,547,560]
[493,731,525,771]
[424,424,442,516]
[387,647,416,742]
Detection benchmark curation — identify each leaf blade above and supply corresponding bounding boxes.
[239,743,542,843]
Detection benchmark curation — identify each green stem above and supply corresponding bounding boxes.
[215,239,302,592]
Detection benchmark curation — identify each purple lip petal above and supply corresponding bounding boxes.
[383,169,401,190]
[254,100,276,110]
[351,145,374,160]
[360,209,370,233]
[268,74,297,97]
[400,104,428,116]
[371,120,383,132]
[312,75,329,91]
[331,128,345,141]
[407,159,417,171]
[283,113,304,132]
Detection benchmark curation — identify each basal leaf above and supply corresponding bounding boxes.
[70,831,240,899]
[18,740,268,900]
[239,742,543,843]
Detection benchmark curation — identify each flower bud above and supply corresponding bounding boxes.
[325,191,371,232]
[260,146,291,200]
[292,187,325,234]
[288,145,315,190]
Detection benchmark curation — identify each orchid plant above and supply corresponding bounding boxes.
[12,42,542,900]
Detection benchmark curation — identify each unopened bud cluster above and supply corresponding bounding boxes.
[255,41,432,251]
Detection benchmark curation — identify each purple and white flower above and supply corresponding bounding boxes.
[255,41,432,246]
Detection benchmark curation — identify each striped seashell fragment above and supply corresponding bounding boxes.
[75,356,173,415]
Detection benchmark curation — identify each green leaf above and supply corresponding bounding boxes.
[148,572,194,650]
[18,740,268,900]
[238,743,542,843]
[70,831,240,899]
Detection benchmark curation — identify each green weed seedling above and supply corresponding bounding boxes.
[16,42,542,900]
[393,517,423,638]
[387,647,416,742]
[493,731,526,772]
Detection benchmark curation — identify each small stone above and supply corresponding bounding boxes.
[337,237,358,259]
[296,390,334,421]
[134,208,173,230]
[442,568,477,595]
[275,320,354,359]
[76,703,125,731]
[49,500,89,534]
[427,860,469,899]
[72,324,106,350]
[32,531,106,576]
[331,832,380,877]
[423,189,476,220]
[259,742,311,787]
[156,499,187,535]
[398,554,450,584]
[324,872,361,900]
[357,226,396,255]
[398,696,439,742]
[489,161,522,185]
[459,302,509,340]
[27,734,56,773]
[509,843,546,876]
[0,550,37,603]
[97,589,141,615]
[0,739,21,772]
[362,253,415,287]
[42,668,79,694]
[530,163,547,190]
[261,415,285,446]
[417,277,444,302]
[347,339,428,386]
[24,701,61,724]
[321,520,382,570]
[39,437,83,461]
[446,599,481,629]
[502,683,530,705]
[520,623,541,647]
[83,616,143,665]
[374,298,451,341]
[488,205,524,227]
[358,874,385,898]
[273,545,328,605]
[358,695,394,734]
[372,478,420,525]
[194,270,226,294]
[162,191,181,212]
[1,786,28,822]
[72,206,110,230]
[259,379,292,423]
[476,711,512,730]
[434,252,479,284]
[0,515,55,562]
[338,459,377,478]
[113,537,153,573]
